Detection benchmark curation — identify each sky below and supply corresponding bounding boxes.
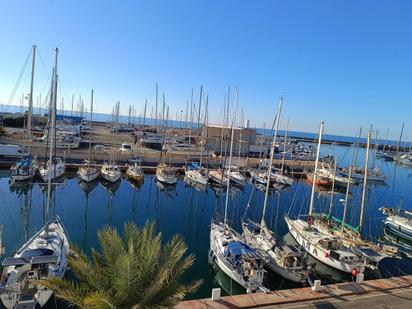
[0,0,411,140]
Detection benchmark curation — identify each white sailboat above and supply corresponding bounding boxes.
[285,122,365,274]
[78,89,99,182]
[101,102,121,183]
[210,88,266,293]
[313,131,397,272]
[1,48,69,308]
[126,160,144,182]
[156,96,177,185]
[10,45,37,182]
[243,97,307,283]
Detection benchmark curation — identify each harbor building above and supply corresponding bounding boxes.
[201,123,256,156]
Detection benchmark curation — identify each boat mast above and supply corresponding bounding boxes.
[46,48,58,237]
[200,95,208,167]
[308,121,324,217]
[397,122,404,155]
[223,88,238,226]
[143,99,147,127]
[27,45,36,152]
[261,97,282,228]
[341,164,353,233]
[328,158,337,216]
[88,89,94,164]
[353,127,362,168]
[281,118,289,174]
[155,83,158,127]
[197,85,203,133]
[358,129,371,237]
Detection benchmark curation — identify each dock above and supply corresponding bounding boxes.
[176,275,412,308]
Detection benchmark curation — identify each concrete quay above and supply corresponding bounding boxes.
[176,275,412,308]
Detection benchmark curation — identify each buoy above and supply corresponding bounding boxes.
[352,268,359,277]
[324,251,329,258]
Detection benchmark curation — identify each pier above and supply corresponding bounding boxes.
[177,275,412,308]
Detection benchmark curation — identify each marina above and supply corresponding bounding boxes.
[2,2,412,306]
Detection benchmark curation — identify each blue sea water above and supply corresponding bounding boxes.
[0,144,411,302]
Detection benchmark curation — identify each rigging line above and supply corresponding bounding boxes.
[4,46,32,113]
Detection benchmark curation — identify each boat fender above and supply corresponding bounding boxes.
[324,251,329,258]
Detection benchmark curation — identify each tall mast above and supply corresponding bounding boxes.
[88,89,94,163]
[223,88,238,226]
[397,122,404,154]
[200,95,208,167]
[353,127,362,168]
[328,158,337,216]
[197,85,203,132]
[143,99,147,126]
[261,97,282,228]
[27,45,36,152]
[281,118,289,174]
[46,47,58,236]
[308,121,324,217]
[358,129,371,237]
[155,83,158,127]
[341,164,353,233]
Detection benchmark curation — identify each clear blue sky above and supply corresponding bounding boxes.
[0,0,411,139]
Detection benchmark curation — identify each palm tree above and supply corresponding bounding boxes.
[41,221,202,308]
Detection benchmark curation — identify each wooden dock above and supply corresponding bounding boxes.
[176,275,412,308]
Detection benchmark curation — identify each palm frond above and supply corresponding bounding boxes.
[39,277,88,307]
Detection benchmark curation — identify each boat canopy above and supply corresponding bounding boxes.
[2,255,58,266]
[223,241,260,264]
[15,155,32,167]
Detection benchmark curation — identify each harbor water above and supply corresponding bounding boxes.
[0,145,412,301]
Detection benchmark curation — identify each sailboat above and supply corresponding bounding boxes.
[101,102,121,183]
[313,131,398,273]
[285,122,365,274]
[126,159,144,182]
[10,45,37,182]
[78,89,100,182]
[156,96,177,185]
[340,128,387,182]
[210,89,266,293]
[242,98,307,283]
[0,48,69,309]
[39,68,65,182]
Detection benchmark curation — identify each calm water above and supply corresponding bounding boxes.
[1,145,412,300]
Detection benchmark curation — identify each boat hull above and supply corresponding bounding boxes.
[285,217,363,274]
[78,167,100,182]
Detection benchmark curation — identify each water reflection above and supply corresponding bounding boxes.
[0,150,412,299]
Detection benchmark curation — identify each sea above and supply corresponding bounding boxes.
[0,144,412,304]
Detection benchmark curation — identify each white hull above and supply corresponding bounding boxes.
[10,172,34,182]
[185,170,208,186]
[0,218,69,309]
[39,162,65,182]
[78,167,100,182]
[210,221,265,292]
[242,223,306,283]
[285,217,364,274]
[101,172,121,183]
[156,173,177,185]
[272,173,293,186]
[156,164,177,185]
